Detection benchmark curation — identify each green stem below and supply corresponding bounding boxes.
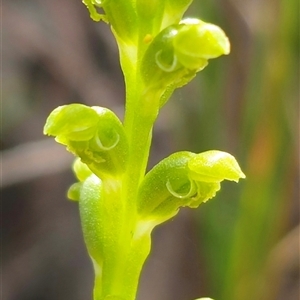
[90,178,152,300]
[92,28,162,300]
[122,35,161,207]
[93,229,152,300]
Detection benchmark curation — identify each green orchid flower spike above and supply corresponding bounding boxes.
[44,1,245,299]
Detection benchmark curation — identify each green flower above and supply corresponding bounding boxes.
[44,103,128,178]
[141,18,230,107]
[138,150,245,224]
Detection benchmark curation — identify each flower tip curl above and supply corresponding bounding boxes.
[175,18,230,62]
[188,150,245,183]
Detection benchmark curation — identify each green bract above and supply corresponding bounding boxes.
[83,0,193,36]
[162,0,193,27]
[82,0,138,44]
[44,1,245,299]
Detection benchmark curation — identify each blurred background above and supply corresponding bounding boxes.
[2,0,299,300]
